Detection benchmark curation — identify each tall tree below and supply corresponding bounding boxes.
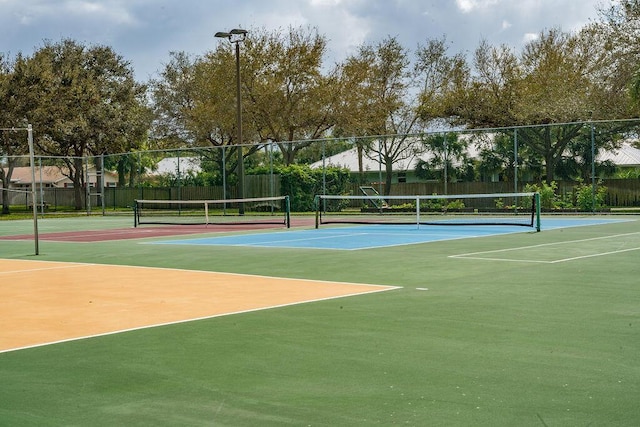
[13,39,149,209]
[338,37,422,195]
[242,26,340,165]
[446,39,522,128]
[415,37,470,125]
[442,29,627,183]
[151,49,259,194]
[591,0,640,115]
[0,53,30,214]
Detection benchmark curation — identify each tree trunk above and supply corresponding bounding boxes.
[0,168,7,214]
[72,157,85,210]
[384,159,393,196]
[1,164,15,215]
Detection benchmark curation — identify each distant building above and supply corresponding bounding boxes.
[151,157,202,176]
[2,165,118,190]
[598,142,640,168]
[310,140,640,182]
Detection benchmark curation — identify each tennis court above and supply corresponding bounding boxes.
[1,213,639,426]
[147,217,629,250]
[0,259,395,353]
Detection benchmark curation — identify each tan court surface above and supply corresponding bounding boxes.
[0,259,395,352]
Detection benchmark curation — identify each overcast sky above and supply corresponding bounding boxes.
[0,0,611,82]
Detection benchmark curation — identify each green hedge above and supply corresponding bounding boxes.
[251,164,352,212]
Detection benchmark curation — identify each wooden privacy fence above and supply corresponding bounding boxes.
[3,177,640,211]
[381,180,640,208]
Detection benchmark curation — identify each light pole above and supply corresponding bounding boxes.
[215,28,247,213]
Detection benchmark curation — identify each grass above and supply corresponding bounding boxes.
[1,215,639,426]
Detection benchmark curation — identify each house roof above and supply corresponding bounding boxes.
[3,166,118,186]
[151,157,202,175]
[599,142,640,166]
[309,141,482,172]
[5,166,70,185]
[310,140,640,172]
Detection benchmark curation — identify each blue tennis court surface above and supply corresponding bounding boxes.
[148,217,632,251]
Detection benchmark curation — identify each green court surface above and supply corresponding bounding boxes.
[1,215,640,426]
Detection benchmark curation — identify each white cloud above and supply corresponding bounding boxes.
[309,0,344,6]
[63,1,138,26]
[0,0,607,82]
[3,0,138,27]
[456,0,501,13]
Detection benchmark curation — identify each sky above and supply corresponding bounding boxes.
[0,0,612,82]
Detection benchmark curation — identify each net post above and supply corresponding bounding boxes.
[535,192,541,232]
[133,200,138,227]
[285,195,291,228]
[204,201,209,226]
[314,195,320,229]
[415,195,420,229]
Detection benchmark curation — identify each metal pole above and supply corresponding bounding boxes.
[322,139,326,196]
[27,124,39,255]
[222,146,227,214]
[85,156,90,215]
[514,128,518,193]
[269,142,274,198]
[591,122,596,212]
[38,156,44,215]
[378,139,382,196]
[443,134,448,195]
[235,41,245,213]
[322,139,327,212]
[215,28,247,208]
[100,154,105,215]
[514,128,519,210]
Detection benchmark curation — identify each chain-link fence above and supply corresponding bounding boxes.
[2,119,640,214]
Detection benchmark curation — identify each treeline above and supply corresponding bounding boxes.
[2,1,640,211]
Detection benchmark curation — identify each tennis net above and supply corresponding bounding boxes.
[134,195,290,227]
[315,192,540,231]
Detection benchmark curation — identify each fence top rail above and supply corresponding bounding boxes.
[135,196,288,204]
[317,192,536,200]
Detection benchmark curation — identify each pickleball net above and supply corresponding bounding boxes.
[315,192,540,231]
[134,195,290,227]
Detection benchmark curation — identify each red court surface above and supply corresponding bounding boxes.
[0,218,315,242]
[0,225,279,242]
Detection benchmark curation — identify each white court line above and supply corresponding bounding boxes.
[0,263,95,275]
[449,231,640,263]
[548,246,640,263]
[449,256,553,263]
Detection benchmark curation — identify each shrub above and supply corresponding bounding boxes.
[524,181,558,210]
[276,164,352,212]
[575,182,607,211]
[445,200,465,210]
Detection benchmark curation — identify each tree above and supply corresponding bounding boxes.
[337,37,423,195]
[445,39,522,128]
[443,29,626,183]
[13,39,149,209]
[415,132,474,185]
[150,52,202,148]
[150,51,242,194]
[0,53,34,214]
[591,0,640,116]
[242,26,340,165]
[150,27,338,194]
[415,37,470,125]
